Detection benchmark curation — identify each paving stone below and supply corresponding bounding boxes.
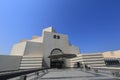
[38,68,120,80]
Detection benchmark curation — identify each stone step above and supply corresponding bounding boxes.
[20,63,42,66]
[21,61,42,64]
[20,66,42,69]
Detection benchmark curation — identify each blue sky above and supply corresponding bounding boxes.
[0,0,120,55]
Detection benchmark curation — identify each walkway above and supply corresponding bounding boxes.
[38,68,119,80]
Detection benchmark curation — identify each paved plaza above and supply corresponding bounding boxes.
[39,68,120,80]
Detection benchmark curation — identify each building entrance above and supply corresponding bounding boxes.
[49,48,64,68]
[51,58,64,68]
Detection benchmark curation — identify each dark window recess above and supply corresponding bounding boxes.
[53,35,56,39]
[105,60,120,65]
[57,35,60,39]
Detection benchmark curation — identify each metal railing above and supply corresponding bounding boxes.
[0,68,49,80]
[91,67,120,78]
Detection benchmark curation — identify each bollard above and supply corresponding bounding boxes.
[112,71,120,77]
[36,72,39,79]
[20,75,27,80]
[94,69,98,73]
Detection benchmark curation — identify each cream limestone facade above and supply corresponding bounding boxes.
[103,50,120,58]
[69,53,106,68]
[1,27,120,71]
[11,27,80,69]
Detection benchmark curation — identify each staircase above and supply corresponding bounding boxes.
[20,56,43,69]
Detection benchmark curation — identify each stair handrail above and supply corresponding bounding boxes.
[0,68,49,80]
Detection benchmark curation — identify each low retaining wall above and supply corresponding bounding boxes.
[0,55,22,72]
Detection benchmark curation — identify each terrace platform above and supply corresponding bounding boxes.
[38,68,119,80]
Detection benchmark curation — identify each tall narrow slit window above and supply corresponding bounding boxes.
[53,35,56,39]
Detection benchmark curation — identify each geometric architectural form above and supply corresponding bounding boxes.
[11,27,80,69]
[103,50,120,58]
[103,50,120,66]
[19,56,43,69]
[0,26,120,72]
[69,53,106,68]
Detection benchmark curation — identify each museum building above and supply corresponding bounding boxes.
[11,27,80,69]
[1,27,120,72]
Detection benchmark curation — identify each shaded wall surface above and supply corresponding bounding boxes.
[0,55,22,72]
